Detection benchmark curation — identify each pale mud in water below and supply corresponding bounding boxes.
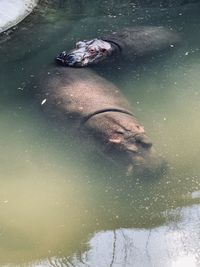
[0,1,200,266]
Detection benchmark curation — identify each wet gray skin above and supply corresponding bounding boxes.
[56,39,114,67]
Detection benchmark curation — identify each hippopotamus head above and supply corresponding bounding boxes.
[85,112,166,178]
[56,39,113,67]
[105,123,166,177]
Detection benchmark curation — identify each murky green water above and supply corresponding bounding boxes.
[0,1,200,266]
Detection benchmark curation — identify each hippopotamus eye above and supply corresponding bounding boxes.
[100,48,107,53]
[88,47,96,53]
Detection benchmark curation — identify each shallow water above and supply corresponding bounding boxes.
[0,1,200,266]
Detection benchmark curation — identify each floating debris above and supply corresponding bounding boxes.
[41,98,47,105]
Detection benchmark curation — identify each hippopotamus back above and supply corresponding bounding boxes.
[103,26,179,58]
[37,66,132,121]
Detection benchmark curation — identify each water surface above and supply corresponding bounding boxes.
[0,1,200,266]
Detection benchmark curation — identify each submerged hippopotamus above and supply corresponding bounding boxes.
[35,66,164,176]
[56,26,178,67]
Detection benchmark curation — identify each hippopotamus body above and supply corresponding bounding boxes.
[35,66,164,175]
[56,26,179,67]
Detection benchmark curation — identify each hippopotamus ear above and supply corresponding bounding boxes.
[76,41,85,48]
[109,136,122,144]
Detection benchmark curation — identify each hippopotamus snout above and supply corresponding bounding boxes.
[56,51,79,66]
[127,140,166,178]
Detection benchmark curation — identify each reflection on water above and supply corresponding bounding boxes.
[0,0,200,266]
[41,205,199,267]
[7,205,199,267]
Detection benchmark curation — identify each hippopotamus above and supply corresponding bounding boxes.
[35,65,164,176]
[56,26,179,67]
